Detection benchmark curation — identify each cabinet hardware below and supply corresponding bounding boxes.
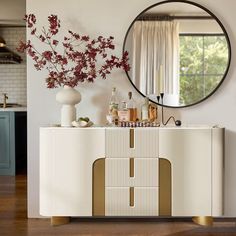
[129,187,135,207]
[129,158,134,177]
[129,129,134,148]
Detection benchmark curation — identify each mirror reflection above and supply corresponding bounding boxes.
[124,1,230,107]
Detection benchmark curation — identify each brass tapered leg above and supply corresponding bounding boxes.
[192,216,213,226]
[51,216,70,226]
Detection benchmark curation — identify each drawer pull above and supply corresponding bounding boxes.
[129,158,134,178]
[130,129,134,148]
[129,187,135,207]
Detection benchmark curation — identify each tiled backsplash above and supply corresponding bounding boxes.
[0,27,26,106]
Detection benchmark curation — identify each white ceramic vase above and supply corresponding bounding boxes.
[56,85,81,127]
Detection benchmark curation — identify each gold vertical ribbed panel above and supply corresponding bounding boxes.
[159,158,171,216]
[130,129,134,148]
[129,187,135,207]
[129,158,134,177]
[51,217,70,226]
[92,158,105,216]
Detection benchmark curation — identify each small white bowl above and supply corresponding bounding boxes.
[72,120,93,128]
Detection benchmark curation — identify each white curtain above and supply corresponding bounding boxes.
[132,20,180,104]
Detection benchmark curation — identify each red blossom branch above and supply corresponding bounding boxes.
[17,14,130,88]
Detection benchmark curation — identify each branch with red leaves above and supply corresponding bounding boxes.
[17,14,130,88]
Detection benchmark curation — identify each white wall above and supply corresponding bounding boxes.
[27,0,236,217]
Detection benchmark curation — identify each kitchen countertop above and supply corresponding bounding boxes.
[0,107,27,112]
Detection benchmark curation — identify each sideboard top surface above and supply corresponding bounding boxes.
[40,125,224,130]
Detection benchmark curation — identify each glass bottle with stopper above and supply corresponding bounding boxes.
[148,102,158,122]
[107,87,119,125]
[141,97,158,122]
[141,97,149,121]
[127,91,137,121]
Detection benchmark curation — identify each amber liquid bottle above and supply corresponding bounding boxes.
[127,92,137,121]
[118,101,130,122]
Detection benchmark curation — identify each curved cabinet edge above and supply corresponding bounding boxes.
[212,128,224,216]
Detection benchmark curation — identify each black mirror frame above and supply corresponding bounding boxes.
[123,0,231,108]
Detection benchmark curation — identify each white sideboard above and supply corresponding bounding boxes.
[39,126,224,224]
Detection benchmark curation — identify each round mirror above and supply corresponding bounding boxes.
[123,0,231,108]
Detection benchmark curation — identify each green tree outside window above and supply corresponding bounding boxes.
[179,35,228,105]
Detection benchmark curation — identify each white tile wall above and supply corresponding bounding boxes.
[0,27,26,106]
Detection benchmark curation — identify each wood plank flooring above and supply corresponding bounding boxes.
[0,175,236,236]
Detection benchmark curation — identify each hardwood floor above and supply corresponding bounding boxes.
[0,175,236,236]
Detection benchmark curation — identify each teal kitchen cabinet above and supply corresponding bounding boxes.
[0,111,27,175]
[0,112,15,175]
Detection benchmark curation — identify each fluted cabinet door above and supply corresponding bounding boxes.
[105,128,159,158]
[40,128,105,216]
[105,187,158,216]
[105,158,158,187]
[159,128,212,216]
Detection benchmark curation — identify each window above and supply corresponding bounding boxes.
[179,34,228,105]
